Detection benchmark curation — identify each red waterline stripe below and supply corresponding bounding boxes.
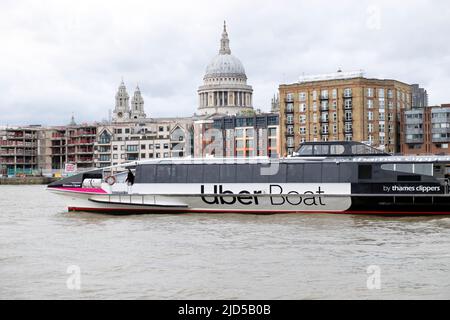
[67,207,450,215]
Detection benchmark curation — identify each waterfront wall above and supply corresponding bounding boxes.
[0,177,58,185]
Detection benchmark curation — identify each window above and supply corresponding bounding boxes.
[303,164,322,182]
[330,145,345,155]
[203,164,220,183]
[187,165,203,183]
[299,92,307,101]
[127,145,138,152]
[358,165,372,179]
[286,164,304,183]
[313,144,329,155]
[298,145,313,155]
[267,163,287,183]
[99,131,111,144]
[141,144,146,150]
[344,88,352,97]
[220,164,236,183]
[156,164,172,183]
[322,163,339,182]
[136,164,156,183]
[235,164,253,183]
[171,164,187,183]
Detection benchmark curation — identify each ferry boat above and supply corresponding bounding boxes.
[47,141,450,215]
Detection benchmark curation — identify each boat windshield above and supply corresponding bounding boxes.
[295,142,388,157]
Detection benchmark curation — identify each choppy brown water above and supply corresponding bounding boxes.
[1,185,450,299]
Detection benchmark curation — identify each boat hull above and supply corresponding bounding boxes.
[49,182,450,216]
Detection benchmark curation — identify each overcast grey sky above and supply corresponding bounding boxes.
[0,0,449,126]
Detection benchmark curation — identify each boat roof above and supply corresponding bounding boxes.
[99,155,450,171]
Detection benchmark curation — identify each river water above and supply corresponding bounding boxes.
[1,185,449,300]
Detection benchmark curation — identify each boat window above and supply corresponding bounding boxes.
[187,165,203,183]
[330,145,345,155]
[267,163,287,183]
[358,165,372,179]
[220,164,236,183]
[298,145,313,156]
[236,164,253,183]
[352,144,383,155]
[252,164,269,183]
[203,164,220,183]
[171,164,187,183]
[313,145,329,156]
[155,164,172,183]
[381,163,433,176]
[303,163,322,182]
[322,163,339,182]
[286,163,304,183]
[135,164,156,183]
[339,163,354,182]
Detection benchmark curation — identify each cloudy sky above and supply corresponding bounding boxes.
[0,0,449,126]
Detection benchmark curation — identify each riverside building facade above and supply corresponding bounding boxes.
[0,126,43,176]
[193,113,280,158]
[401,104,450,155]
[279,71,412,156]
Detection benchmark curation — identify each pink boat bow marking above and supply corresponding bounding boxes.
[53,187,107,194]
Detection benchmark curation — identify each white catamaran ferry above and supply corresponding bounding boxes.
[47,142,450,215]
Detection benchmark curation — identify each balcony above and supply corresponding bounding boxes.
[285,96,294,103]
[320,105,329,112]
[406,129,424,135]
[320,118,329,123]
[344,128,353,134]
[320,95,329,101]
[343,93,353,99]
[285,108,294,114]
[405,118,423,125]
[344,117,353,123]
[431,117,450,124]
[285,131,294,136]
[406,137,424,143]
[432,137,450,143]
[432,128,450,134]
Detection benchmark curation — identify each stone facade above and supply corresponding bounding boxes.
[94,118,193,168]
[197,22,254,116]
[112,81,146,122]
